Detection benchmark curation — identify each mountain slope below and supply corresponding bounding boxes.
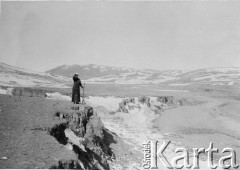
[47,64,240,86]
[0,62,239,87]
[0,62,71,88]
[46,64,140,79]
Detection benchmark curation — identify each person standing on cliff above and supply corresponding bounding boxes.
[72,73,84,105]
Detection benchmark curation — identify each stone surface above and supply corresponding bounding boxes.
[138,96,151,106]
[117,100,129,113]
[66,105,112,169]
[157,96,179,105]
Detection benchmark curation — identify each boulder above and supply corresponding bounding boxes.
[67,106,112,169]
[138,96,151,107]
[129,97,135,103]
[157,96,179,105]
[68,106,94,138]
[117,99,129,113]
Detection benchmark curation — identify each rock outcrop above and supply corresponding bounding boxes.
[49,105,115,169]
[117,96,181,115]
[11,87,71,98]
[12,87,49,97]
[117,99,129,113]
[157,96,179,105]
[117,97,140,113]
[138,96,151,107]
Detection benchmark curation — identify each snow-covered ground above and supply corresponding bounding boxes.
[3,87,237,169]
[1,62,240,169]
[87,95,238,170]
[0,87,13,95]
[45,92,71,101]
[45,93,224,169]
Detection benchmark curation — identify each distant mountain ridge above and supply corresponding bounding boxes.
[0,62,71,88]
[47,64,240,86]
[0,62,240,87]
[46,64,149,79]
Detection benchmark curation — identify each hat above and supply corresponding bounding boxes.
[73,73,79,78]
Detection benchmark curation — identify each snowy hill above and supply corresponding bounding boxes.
[0,62,239,88]
[46,64,141,79]
[47,64,240,86]
[47,64,188,84]
[176,68,240,86]
[0,62,71,88]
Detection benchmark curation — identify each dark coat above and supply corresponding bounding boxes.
[72,76,83,103]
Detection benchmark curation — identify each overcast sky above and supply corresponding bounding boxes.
[0,1,240,71]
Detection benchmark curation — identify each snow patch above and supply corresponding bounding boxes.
[0,88,7,95]
[170,83,190,86]
[99,66,107,69]
[45,92,71,101]
[87,96,122,112]
[0,87,12,95]
[205,67,240,73]
[0,72,70,88]
[153,89,189,92]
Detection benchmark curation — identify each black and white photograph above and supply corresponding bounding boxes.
[0,1,240,169]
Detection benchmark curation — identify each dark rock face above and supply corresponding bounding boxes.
[54,111,72,121]
[129,97,135,103]
[138,96,151,107]
[49,105,114,169]
[50,159,81,169]
[49,123,68,145]
[116,96,181,115]
[157,96,179,105]
[117,97,140,113]
[69,106,95,138]
[69,106,114,169]
[117,100,129,113]
[118,97,152,113]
